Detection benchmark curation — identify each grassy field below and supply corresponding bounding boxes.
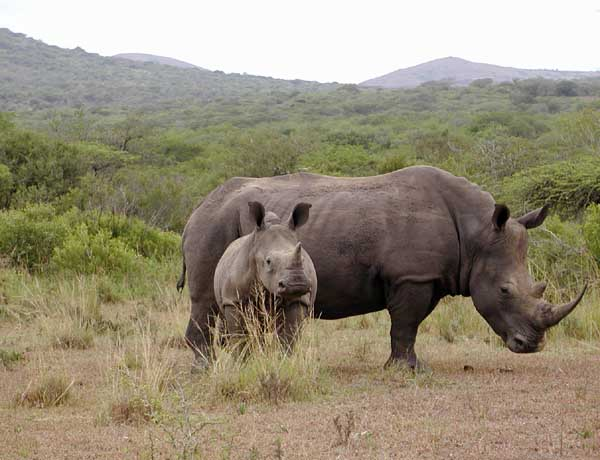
[1,272,599,459]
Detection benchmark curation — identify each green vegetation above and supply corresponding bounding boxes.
[1,27,599,324]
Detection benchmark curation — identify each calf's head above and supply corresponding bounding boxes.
[248,201,312,300]
[470,204,586,353]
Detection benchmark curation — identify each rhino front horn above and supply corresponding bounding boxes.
[539,285,587,328]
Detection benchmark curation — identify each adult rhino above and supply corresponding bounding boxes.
[178,166,586,369]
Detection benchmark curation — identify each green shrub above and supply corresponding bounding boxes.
[503,158,600,218]
[63,211,180,260]
[468,112,549,139]
[299,145,378,176]
[528,216,598,299]
[0,205,177,273]
[377,150,414,174]
[51,224,141,275]
[583,204,600,264]
[0,204,68,270]
[0,163,12,207]
[0,349,24,368]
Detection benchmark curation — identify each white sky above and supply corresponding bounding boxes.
[1,0,599,83]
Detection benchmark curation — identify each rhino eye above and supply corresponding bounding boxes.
[500,286,510,295]
[266,257,272,265]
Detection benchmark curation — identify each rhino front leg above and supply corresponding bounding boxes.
[279,301,309,352]
[222,304,246,353]
[385,282,439,370]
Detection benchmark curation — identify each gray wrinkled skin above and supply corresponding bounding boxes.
[179,166,585,370]
[213,202,317,351]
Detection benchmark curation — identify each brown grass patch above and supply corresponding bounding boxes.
[15,374,74,408]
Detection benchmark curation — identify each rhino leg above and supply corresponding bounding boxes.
[186,298,218,373]
[279,301,309,352]
[222,304,246,353]
[385,282,439,370]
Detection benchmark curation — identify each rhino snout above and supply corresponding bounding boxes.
[277,274,310,297]
[506,332,546,353]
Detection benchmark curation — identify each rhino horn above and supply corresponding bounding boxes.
[538,285,587,328]
[293,242,303,265]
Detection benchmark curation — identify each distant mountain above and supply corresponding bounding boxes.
[113,53,201,69]
[0,28,331,112]
[361,57,600,88]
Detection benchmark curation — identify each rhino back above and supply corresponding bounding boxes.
[184,167,494,318]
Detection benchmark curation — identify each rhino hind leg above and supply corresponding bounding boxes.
[186,299,219,373]
[385,282,439,371]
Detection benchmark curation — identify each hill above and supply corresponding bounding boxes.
[360,57,600,88]
[112,53,201,69]
[0,28,331,112]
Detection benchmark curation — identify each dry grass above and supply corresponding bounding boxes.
[15,373,74,408]
[1,269,600,458]
[202,292,330,405]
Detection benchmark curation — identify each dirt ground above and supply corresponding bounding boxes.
[1,317,600,460]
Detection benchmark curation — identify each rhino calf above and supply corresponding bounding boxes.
[214,201,317,349]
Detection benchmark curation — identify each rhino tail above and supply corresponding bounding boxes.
[176,257,186,293]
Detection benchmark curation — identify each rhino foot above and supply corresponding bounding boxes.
[190,355,210,375]
[384,355,429,373]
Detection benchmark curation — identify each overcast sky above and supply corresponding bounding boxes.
[1,0,599,83]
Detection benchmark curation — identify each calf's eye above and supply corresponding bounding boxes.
[500,286,509,294]
[266,257,271,265]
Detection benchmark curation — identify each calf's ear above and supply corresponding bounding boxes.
[248,201,266,229]
[517,205,549,229]
[492,204,510,231]
[288,203,312,230]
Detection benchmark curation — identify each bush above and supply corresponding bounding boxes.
[0,126,94,207]
[377,150,414,174]
[0,163,12,207]
[52,224,141,275]
[224,129,312,177]
[0,205,180,273]
[503,158,600,218]
[59,167,203,232]
[583,204,600,264]
[468,112,549,139]
[299,145,378,176]
[528,216,598,298]
[62,211,180,260]
[0,204,69,270]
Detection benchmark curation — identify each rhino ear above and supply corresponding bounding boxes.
[248,201,266,230]
[492,204,510,231]
[517,205,549,229]
[288,203,312,230]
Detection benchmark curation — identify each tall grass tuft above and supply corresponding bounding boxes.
[16,373,74,408]
[203,289,330,404]
[104,320,176,424]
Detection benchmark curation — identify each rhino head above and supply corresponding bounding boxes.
[248,201,313,300]
[470,204,586,353]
